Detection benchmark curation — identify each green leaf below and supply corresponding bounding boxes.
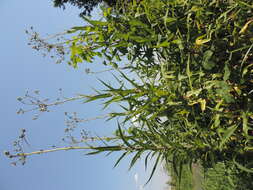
[145,153,161,185]
[68,26,88,32]
[203,50,213,60]
[172,39,184,50]
[86,150,102,155]
[94,145,123,151]
[82,17,108,26]
[218,125,238,149]
[242,112,249,136]
[129,19,149,28]
[223,64,231,81]
[236,0,253,9]
[164,17,177,23]
[233,157,253,173]
[202,50,215,70]
[113,152,129,168]
[144,152,152,171]
[129,150,144,170]
[155,40,170,48]
[83,93,112,103]
[117,122,134,148]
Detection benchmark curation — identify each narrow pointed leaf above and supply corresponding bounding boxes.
[144,152,152,171]
[219,125,238,149]
[145,153,161,185]
[86,150,102,155]
[233,157,253,173]
[129,150,144,170]
[113,152,129,168]
[117,122,134,148]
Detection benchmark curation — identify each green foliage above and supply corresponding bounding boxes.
[165,160,253,190]
[63,0,253,166]
[203,162,238,190]
[169,164,194,190]
[8,0,253,188]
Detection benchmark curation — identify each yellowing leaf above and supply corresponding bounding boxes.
[198,98,206,112]
[195,35,211,45]
[239,19,253,34]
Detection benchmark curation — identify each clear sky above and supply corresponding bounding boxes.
[0,1,169,190]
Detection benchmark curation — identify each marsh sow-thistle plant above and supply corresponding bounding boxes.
[6,0,253,187]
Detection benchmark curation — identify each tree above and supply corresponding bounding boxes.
[6,0,253,188]
[53,0,117,15]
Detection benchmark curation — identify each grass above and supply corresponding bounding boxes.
[166,161,253,190]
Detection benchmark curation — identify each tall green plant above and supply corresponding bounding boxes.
[6,0,253,188]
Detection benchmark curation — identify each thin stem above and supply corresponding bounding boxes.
[74,114,109,123]
[8,143,194,159]
[12,146,91,157]
[47,96,85,106]
[9,145,137,158]
[43,31,69,41]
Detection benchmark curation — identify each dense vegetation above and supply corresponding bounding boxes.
[6,0,253,189]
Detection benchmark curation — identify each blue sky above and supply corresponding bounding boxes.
[0,1,169,190]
